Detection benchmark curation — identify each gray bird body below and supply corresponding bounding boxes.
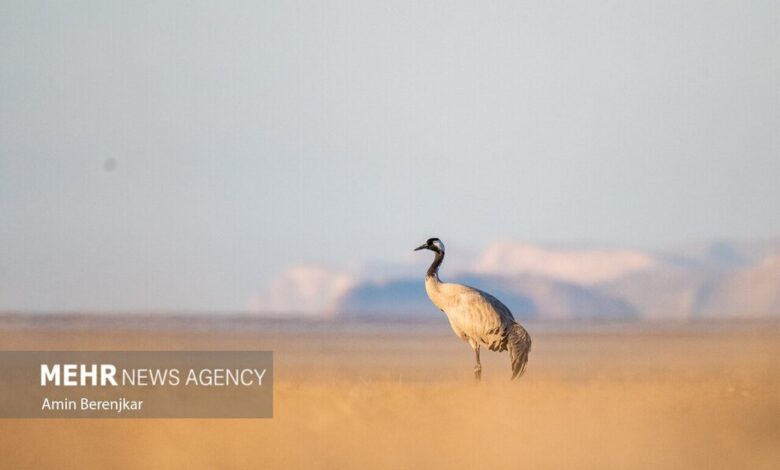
[416,238,531,380]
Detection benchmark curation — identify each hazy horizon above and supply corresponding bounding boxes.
[1,1,778,311]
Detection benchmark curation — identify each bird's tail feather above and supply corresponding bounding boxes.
[508,322,531,380]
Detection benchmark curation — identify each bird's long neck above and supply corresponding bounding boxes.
[426,251,444,281]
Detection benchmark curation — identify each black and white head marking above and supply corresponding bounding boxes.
[427,238,445,254]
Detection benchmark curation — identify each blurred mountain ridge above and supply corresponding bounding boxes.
[251,236,780,320]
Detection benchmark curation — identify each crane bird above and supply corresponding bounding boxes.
[415,237,531,381]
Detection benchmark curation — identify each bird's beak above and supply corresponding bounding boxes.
[414,243,428,252]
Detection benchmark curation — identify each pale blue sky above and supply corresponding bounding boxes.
[1,1,778,311]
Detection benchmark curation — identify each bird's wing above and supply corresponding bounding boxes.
[507,322,532,379]
[440,283,515,350]
[439,282,531,377]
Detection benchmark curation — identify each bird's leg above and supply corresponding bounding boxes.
[473,344,482,382]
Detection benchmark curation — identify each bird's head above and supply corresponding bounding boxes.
[414,237,445,254]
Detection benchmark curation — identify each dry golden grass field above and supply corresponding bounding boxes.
[0,315,778,469]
